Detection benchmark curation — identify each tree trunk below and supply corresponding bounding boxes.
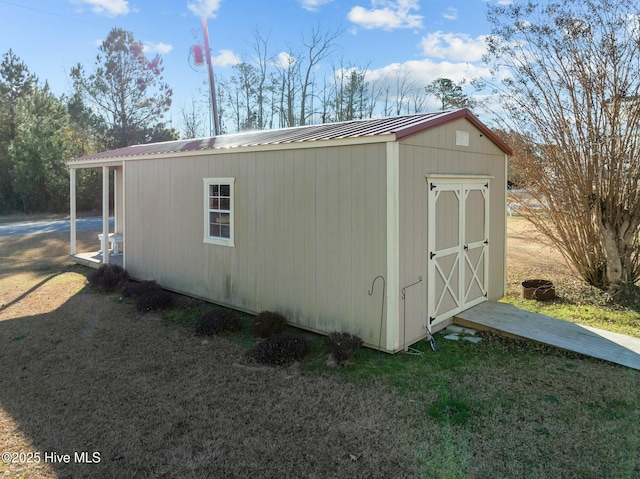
[596,201,637,293]
[599,221,624,292]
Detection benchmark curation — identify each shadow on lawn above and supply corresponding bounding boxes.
[0,272,64,314]
[0,285,416,478]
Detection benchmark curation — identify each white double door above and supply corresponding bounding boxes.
[427,179,490,328]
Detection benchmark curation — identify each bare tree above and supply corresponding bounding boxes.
[393,69,415,115]
[274,48,300,128]
[407,84,428,113]
[298,26,342,126]
[327,60,371,121]
[486,0,640,293]
[235,62,259,130]
[251,28,271,130]
[364,76,384,118]
[180,96,207,138]
[381,85,392,117]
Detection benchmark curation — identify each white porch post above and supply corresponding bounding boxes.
[102,166,110,264]
[70,167,77,255]
[114,167,123,233]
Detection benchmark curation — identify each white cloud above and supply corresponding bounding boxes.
[348,0,423,31]
[442,7,458,21]
[367,58,491,88]
[143,42,173,55]
[73,0,129,16]
[187,0,223,18]
[273,51,297,68]
[298,0,334,12]
[361,59,492,113]
[211,49,240,67]
[420,31,488,62]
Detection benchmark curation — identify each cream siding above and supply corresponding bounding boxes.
[71,112,510,353]
[398,117,507,348]
[124,143,388,348]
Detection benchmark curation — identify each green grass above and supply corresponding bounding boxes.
[318,331,640,478]
[163,302,210,328]
[501,295,640,338]
[161,291,640,477]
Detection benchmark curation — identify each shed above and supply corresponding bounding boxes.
[68,108,512,353]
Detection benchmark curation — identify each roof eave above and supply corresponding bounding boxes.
[67,133,396,167]
[394,108,513,156]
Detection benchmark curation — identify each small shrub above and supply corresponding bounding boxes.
[325,331,363,365]
[248,333,308,365]
[251,310,287,337]
[88,264,129,292]
[122,280,162,299]
[136,289,172,312]
[194,308,242,336]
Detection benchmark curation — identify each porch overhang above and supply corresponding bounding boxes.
[68,160,125,268]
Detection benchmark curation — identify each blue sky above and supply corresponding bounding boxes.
[0,0,512,133]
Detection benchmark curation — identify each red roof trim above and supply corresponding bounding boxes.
[394,108,513,155]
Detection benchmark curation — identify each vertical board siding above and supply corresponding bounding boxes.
[124,143,387,347]
[398,146,429,346]
[302,149,317,324]
[398,117,507,348]
[122,116,506,353]
[363,144,388,346]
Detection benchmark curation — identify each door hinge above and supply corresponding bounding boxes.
[430,182,437,191]
[463,244,469,251]
[484,240,489,245]
[429,316,436,324]
[430,251,436,260]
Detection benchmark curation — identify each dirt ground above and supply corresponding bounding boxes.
[0,221,636,478]
[506,217,562,271]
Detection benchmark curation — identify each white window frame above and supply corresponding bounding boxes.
[203,177,235,247]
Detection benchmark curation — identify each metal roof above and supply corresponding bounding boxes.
[69,109,512,163]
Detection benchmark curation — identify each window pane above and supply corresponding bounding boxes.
[205,180,233,242]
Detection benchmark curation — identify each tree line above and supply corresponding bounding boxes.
[0,29,177,214]
[6,0,640,294]
[187,27,471,136]
[0,27,470,214]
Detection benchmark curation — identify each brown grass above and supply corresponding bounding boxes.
[0,223,639,478]
[0,231,416,478]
